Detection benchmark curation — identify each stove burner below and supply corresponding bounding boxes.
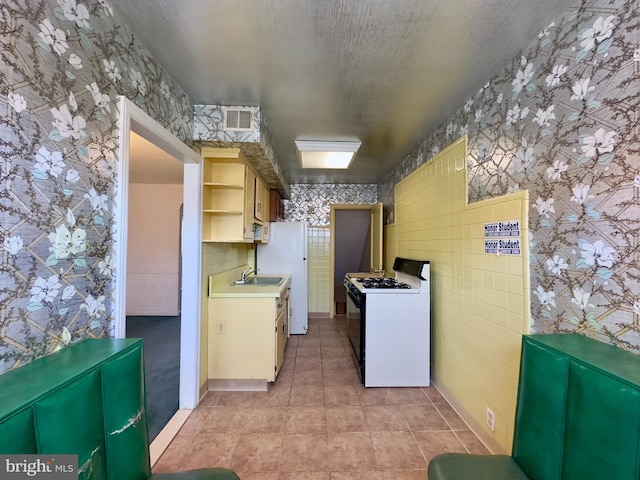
[356,277,411,289]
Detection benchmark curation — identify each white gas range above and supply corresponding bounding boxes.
[343,257,431,387]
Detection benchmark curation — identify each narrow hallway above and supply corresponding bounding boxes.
[153,317,487,478]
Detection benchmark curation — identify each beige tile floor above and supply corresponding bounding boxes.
[153,316,488,479]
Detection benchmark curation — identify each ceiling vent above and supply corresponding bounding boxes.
[223,107,253,131]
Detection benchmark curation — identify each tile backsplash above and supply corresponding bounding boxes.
[307,227,331,314]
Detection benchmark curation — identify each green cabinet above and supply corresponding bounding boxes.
[0,339,150,480]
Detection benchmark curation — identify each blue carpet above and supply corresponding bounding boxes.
[126,315,180,441]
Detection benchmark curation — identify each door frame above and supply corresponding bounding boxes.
[114,96,203,409]
[329,203,383,318]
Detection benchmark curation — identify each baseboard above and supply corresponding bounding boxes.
[149,409,192,467]
[199,381,209,401]
[431,375,506,455]
[208,378,268,391]
[308,312,331,318]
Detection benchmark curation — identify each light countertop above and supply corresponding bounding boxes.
[208,274,291,298]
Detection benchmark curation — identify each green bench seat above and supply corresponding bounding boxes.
[429,333,640,480]
[0,338,238,480]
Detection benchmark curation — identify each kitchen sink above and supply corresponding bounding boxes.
[232,276,284,286]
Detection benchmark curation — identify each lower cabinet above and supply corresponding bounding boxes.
[208,294,288,384]
[275,287,290,373]
[275,309,286,374]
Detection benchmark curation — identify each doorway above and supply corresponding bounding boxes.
[334,210,371,313]
[125,131,184,440]
[114,97,203,415]
[329,203,383,317]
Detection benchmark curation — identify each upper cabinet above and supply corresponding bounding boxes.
[243,166,257,242]
[255,177,266,222]
[269,189,285,222]
[201,147,270,243]
[254,177,270,243]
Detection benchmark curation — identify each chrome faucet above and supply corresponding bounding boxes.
[241,267,256,282]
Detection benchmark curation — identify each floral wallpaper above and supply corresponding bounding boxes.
[194,104,290,197]
[0,0,193,373]
[379,0,640,350]
[286,184,377,226]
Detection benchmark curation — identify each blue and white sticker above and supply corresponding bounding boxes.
[484,220,521,238]
[485,238,521,255]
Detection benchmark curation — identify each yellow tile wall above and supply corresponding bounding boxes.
[199,242,254,388]
[307,227,331,314]
[386,136,530,453]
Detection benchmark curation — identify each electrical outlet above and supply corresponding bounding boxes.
[486,407,495,431]
[217,322,225,334]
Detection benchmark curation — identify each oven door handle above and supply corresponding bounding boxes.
[347,289,362,309]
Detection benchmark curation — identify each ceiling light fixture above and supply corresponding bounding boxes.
[295,140,361,169]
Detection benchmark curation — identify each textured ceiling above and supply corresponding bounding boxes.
[110,0,575,184]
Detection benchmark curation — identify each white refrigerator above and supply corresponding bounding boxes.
[257,222,308,334]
